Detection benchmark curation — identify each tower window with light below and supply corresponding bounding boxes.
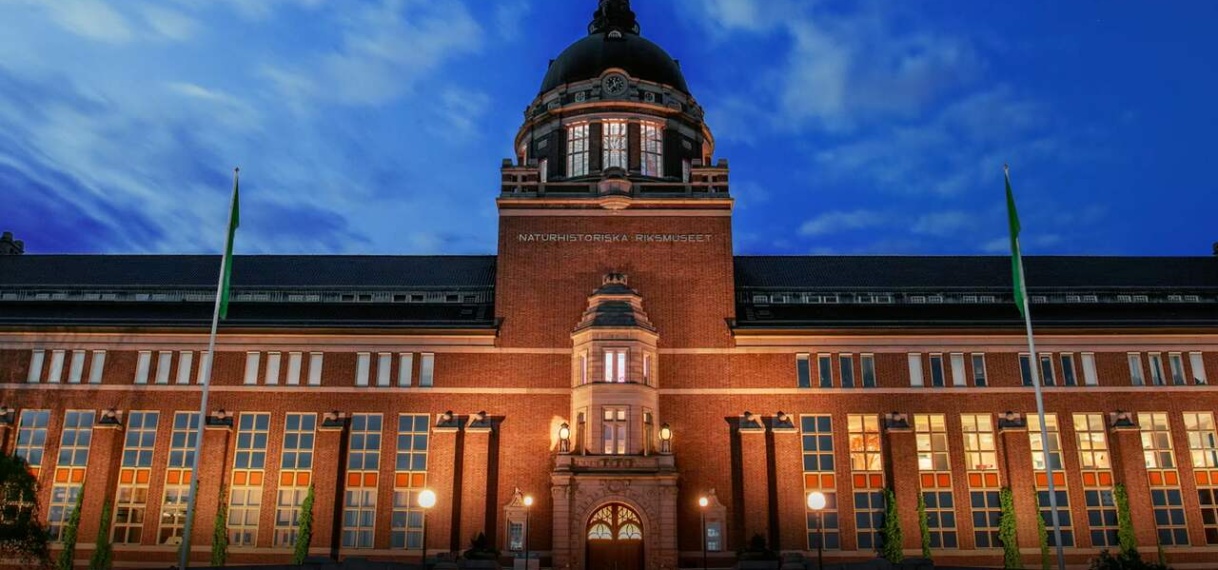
[603,119,628,170]
[567,123,590,177]
[641,121,663,177]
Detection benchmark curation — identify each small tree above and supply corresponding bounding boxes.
[998,487,1020,570]
[1037,504,1050,570]
[210,486,229,567]
[56,486,84,570]
[88,501,113,570]
[293,486,315,565]
[917,492,931,560]
[880,488,903,563]
[0,454,49,564]
[1114,484,1137,557]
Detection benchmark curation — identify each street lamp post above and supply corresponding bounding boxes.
[418,489,437,569]
[807,492,826,570]
[698,496,709,570]
[523,495,534,570]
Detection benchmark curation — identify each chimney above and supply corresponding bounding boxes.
[0,231,23,255]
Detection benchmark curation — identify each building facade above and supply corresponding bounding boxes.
[3,1,1218,568]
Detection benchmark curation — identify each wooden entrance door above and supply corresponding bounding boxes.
[585,504,644,570]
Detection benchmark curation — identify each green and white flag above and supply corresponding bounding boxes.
[218,170,240,319]
[1004,165,1025,318]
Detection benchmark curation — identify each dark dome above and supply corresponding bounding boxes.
[539,32,689,94]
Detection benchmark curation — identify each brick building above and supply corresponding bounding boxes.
[2,1,1218,568]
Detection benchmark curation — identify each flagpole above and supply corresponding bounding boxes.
[1008,165,1066,570]
[179,167,239,570]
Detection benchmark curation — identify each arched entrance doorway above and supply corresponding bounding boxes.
[585,503,644,570]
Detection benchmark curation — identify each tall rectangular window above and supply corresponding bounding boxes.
[159,412,199,545]
[1148,353,1166,386]
[801,415,839,550]
[604,349,627,383]
[419,353,434,387]
[1184,412,1218,469]
[971,490,1002,549]
[861,354,876,388]
[1036,490,1074,546]
[916,414,950,472]
[376,353,392,387]
[567,123,589,177]
[398,353,414,387]
[243,352,260,385]
[1191,352,1208,385]
[961,414,997,471]
[176,351,193,385]
[1151,488,1189,546]
[602,407,627,455]
[928,354,945,387]
[971,354,987,387]
[355,352,370,387]
[915,414,957,548]
[579,352,589,386]
[1040,354,1056,386]
[1168,354,1186,385]
[794,353,813,389]
[229,413,270,547]
[88,350,106,384]
[640,121,663,176]
[155,351,172,384]
[286,352,302,385]
[1197,488,1218,544]
[1073,413,1111,470]
[14,410,50,474]
[1081,353,1098,386]
[1060,353,1077,386]
[643,353,653,386]
[113,411,159,544]
[308,352,324,386]
[264,352,281,385]
[49,411,94,541]
[1028,414,1064,471]
[392,414,430,550]
[1139,412,1176,469]
[949,353,966,386]
[908,353,924,386]
[344,414,382,549]
[46,350,64,383]
[840,355,855,388]
[1019,354,1033,386]
[274,413,317,547]
[135,351,151,384]
[67,350,85,383]
[848,415,882,472]
[26,350,44,383]
[1128,353,1146,386]
[818,355,833,388]
[602,119,628,169]
[1085,489,1119,548]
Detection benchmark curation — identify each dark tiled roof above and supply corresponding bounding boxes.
[0,255,496,289]
[734,256,1218,291]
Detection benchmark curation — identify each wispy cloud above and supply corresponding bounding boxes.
[799,210,888,236]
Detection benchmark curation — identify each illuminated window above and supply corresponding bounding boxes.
[159,412,199,545]
[392,414,430,550]
[1073,413,1110,469]
[915,414,949,471]
[602,407,627,455]
[603,120,628,170]
[344,414,382,548]
[274,413,317,547]
[1139,412,1176,469]
[229,413,270,546]
[848,415,882,472]
[604,349,627,383]
[640,121,663,176]
[1184,412,1218,468]
[567,123,589,177]
[960,414,997,471]
[1028,414,1063,471]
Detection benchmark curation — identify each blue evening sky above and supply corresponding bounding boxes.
[2,0,1215,257]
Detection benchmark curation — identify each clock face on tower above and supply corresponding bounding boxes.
[602,73,628,97]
